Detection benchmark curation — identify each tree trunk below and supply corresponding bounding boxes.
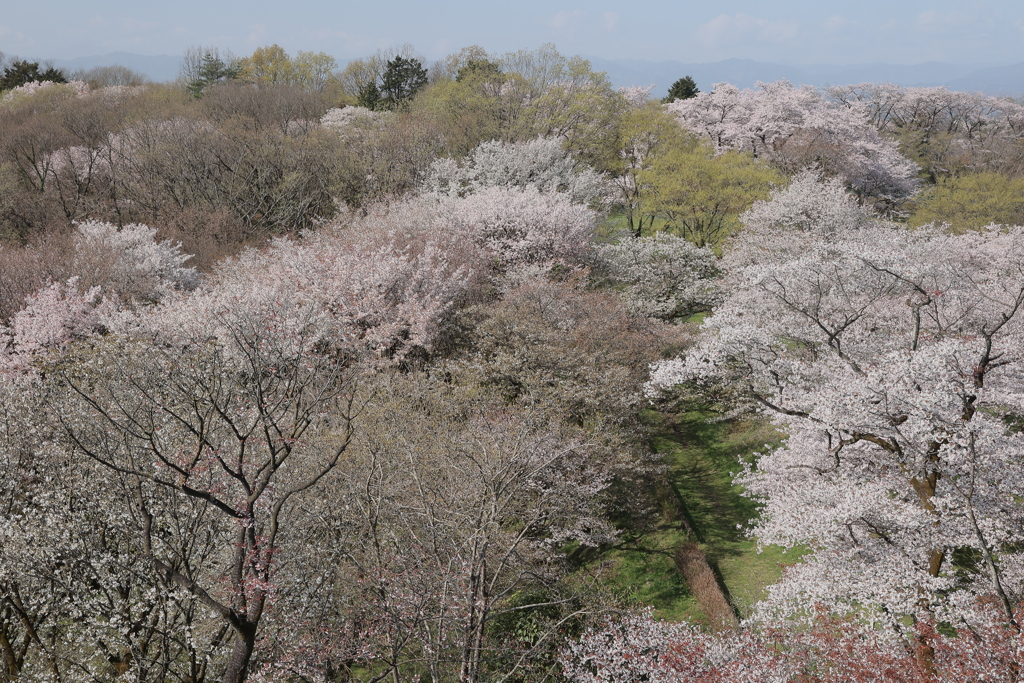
[221,623,256,683]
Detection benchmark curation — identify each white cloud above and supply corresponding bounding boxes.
[603,11,619,32]
[697,13,798,48]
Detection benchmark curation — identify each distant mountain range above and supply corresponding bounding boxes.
[29,52,1024,98]
[44,52,183,83]
[587,57,1024,98]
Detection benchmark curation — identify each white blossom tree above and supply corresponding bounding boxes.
[594,232,719,320]
[648,179,1024,636]
[72,220,198,302]
[422,136,611,206]
[47,299,361,683]
[0,210,480,681]
[0,371,237,682]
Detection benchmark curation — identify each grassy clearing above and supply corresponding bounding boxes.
[596,211,672,241]
[594,407,797,625]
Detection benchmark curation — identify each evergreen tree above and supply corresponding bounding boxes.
[356,80,382,110]
[186,51,239,98]
[0,59,67,90]
[379,56,427,109]
[663,75,699,103]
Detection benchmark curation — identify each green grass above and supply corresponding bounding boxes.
[593,407,799,625]
[596,210,672,241]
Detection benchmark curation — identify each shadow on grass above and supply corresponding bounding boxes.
[585,405,792,623]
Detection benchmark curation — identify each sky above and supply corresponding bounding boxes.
[4,0,1024,66]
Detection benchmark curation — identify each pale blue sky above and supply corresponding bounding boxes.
[4,0,1024,65]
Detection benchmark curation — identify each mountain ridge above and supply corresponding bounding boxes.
[20,52,1024,97]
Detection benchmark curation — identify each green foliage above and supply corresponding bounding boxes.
[410,77,503,156]
[186,50,239,98]
[350,55,428,111]
[664,75,699,103]
[0,60,66,90]
[355,80,381,110]
[601,103,690,236]
[520,55,622,166]
[236,44,292,86]
[235,44,338,93]
[456,58,503,83]
[379,56,428,109]
[640,137,785,249]
[908,171,1024,230]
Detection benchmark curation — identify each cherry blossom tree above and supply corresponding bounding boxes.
[121,222,474,369]
[619,85,655,108]
[668,81,919,207]
[1,80,88,103]
[422,136,611,206]
[0,371,238,682]
[0,277,117,377]
[0,207,481,681]
[72,220,198,302]
[594,232,719,320]
[297,372,621,682]
[45,291,362,683]
[737,168,873,237]
[647,179,1024,639]
[350,184,597,284]
[319,105,389,134]
[436,185,596,276]
[827,83,1024,178]
[561,603,1024,682]
[0,220,197,377]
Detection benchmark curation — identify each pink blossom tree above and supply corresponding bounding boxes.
[349,184,597,285]
[668,81,919,207]
[0,277,117,376]
[827,83,1024,178]
[561,603,1024,682]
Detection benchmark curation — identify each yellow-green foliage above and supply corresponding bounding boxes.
[640,137,785,249]
[600,104,690,236]
[236,44,338,93]
[410,74,511,156]
[519,57,623,165]
[909,172,1024,231]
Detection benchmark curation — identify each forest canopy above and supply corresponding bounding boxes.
[2,42,1024,683]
